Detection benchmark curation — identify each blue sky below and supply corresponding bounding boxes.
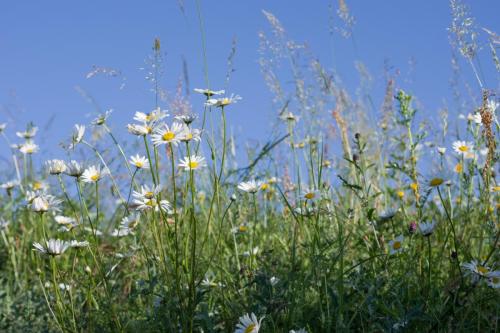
[0,1,499,161]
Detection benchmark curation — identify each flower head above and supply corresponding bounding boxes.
[388,235,404,254]
[452,140,474,156]
[19,142,39,154]
[45,159,67,175]
[130,155,150,170]
[194,88,225,97]
[179,155,206,171]
[33,239,70,256]
[235,313,264,333]
[81,165,107,183]
[29,193,62,213]
[68,124,85,149]
[151,122,184,146]
[486,271,500,288]
[16,126,38,139]
[65,160,84,178]
[175,113,198,125]
[238,180,262,194]
[92,110,112,126]
[205,94,241,108]
[419,221,437,236]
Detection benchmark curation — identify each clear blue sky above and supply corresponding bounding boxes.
[0,1,499,160]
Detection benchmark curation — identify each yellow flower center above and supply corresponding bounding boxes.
[145,191,154,199]
[33,182,43,190]
[393,241,401,250]
[455,163,463,173]
[458,145,468,152]
[188,161,199,169]
[239,225,247,232]
[185,133,193,140]
[162,132,175,141]
[145,114,152,121]
[135,162,144,168]
[492,277,500,284]
[397,191,405,198]
[90,174,99,182]
[477,265,489,275]
[410,182,419,191]
[260,183,269,191]
[429,178,443,187]
[305,192,315,200]
[244,324,256,333]
[221,98,230,106]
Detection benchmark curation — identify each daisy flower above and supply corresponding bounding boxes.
[235,313,264,333]
[133,184,161,201]
[238,180,262,194]
[33,239,70,256]
[45,159,67,175]
[151,122,184,146]
[69,240,89,248]
[486,271,500,288]
[19,142,39,154]
[437,147,446,155]
[130,154,150,170]
[120,214,141,229]
[179,127,202,142]
[205,94,241,108]
[1,180,19,191]
[68,124,85,149]
[175,113,197,125]
[127,123,152,136]
[194,88,225,97]
[110,228,133,237]
[16,126,38,139]
[378,209,397,221]
[0,123,6,133]
[65,160,84,178]
[388,235,404,254]
[30,193,62,213]
[419,221,437,236]
[91,110,112,126]
[452,141,474,156]
[81,165,107,183]
[462,260,490,279]
[179,155,206,171]
[302,188,320,201]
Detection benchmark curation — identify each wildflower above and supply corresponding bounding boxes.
[69,240,89,248]
[1,180,19,192]
[179,155,206,171]
[0,219,9,230]
[419,221,437,236]
[30,193,62,213]
[396,190,405,199]
[454,163,463,173]
[54,215,76,226]
[175,113,198,125]
[437,147,446,155]
[238,180,262,194]
[91,110,112,126]
[130,155,150,170]
[81,165,107,183]
[302,188,319,201]
[127,123,151,136]
[133,108,168,124]
[270,276,279,286]
[45,159,67,175]
[410,182,419,191]
[388,235,404,254]
[205,94,241,108]
[427,176,445,187]
[19,142,39,154]
[16,126,38,139]
[235,313,264,333]
[120,214,140,229]
[194,88,225,97]
[378,209,396,221]
[408,221,417,234]
[151,122,184,146]
[452,140,473,156]
[33,239,70,256]
[110,228,133,237]
[65,160,84,178]
[179,127,202,142]
[133,184,161,201]
[281,111,299,123]
[486,271,500,288]
[0,123,6,133]
[68,124,85,149]
[462,260,490,280]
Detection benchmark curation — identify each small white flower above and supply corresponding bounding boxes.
[65,160,84,178]
[151,122,185,146]
[205,94,241,108]
[235,313,264,333]
[130,155,150,169]
[1,180,19,191]
[92,110,112,126]
[19,142,39,154]
[452,140,474,156]
[0,123,7,133]
[194,88,225,97]
[462,260,490,278]
[437,147,446,155]
[33,239,70,256]
[133,184,161,201]
[0,219,9,229]
[175,113,197,125]
[68,124,85,149]
[120,214,140,229]
[81,165,107,183]
[486,271,500,288]
[45,159,67,175]
[16,127,38,139]
[238,180,262,194]
[302,188,319,201]
[270,276,279,286]
[179,155,206,171]
[179,127,202,142]
[110,227,133,237]
[127,123,151,136]
[419,221,437,236]
[388,235,404,255]
[30,193,62,213]
[69,240,89,248]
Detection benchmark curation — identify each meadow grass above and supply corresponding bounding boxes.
[0,2,499,332]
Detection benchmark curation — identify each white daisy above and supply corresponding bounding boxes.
[33,239,70,256]
[419,221,437,236]
[130,155,150,170]
[19,142,39,154]
[69,240,89,248]
[120,214,141,229]
[81,165,107,183]
[452,141,474,156]
[151,122,185,146]
[462,260,490,278]
[179,127,202,142]
[388,235,404,255]
[486,271,500,288]
[179,155,206,171]
[16,126,38,139]
[194,88,225,97]
[1,180,19,191]
[65,160,84,178]
[68,124,85,149]
[0,123,7,133]
[302,188,319,201]
[205,94,241,108]
[175,113,197,125]
[30,193,62,213]
[45,159,67,175]
[235,313,264,333]
[133,184,161,201]
[127,123,152,136]
[238,180,262,194]
[110,227,133,237]
[91,110,112,126]
[437,147,446,155]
